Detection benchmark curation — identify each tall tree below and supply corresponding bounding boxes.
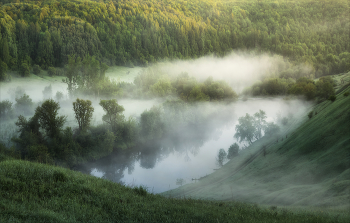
[35,99,66,138]
[73,98,94,132]
[99,99,125,132]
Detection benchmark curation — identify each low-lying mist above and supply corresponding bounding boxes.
[152,51,313,93]
[1,50,313,194]
[77,97,311,193]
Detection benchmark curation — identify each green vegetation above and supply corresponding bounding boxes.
[0,0,349,81]
[0,159,349,222]
[244,75,337,100]
[165,86,350,211]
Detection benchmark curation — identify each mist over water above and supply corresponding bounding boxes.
[77,98,310,193]
[0,52,312,194]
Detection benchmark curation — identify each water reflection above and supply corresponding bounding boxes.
[76,98,310,193]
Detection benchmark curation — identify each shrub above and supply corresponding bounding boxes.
[308,111,313,119]
[48,67,56,77]
[227,143,239,159]
[15,94,34,115]
[328,95,336,102]
[33,64,41,75]
[344,91,349,97]
[55,91,64,101]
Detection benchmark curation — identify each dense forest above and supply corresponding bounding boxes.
[0,0,349,81]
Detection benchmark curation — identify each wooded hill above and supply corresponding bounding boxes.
[0,0,349,80]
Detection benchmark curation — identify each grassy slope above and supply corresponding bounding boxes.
[1,160,349,223]
[163,77,350,211]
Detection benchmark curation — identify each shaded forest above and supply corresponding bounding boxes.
[0,0,349,81]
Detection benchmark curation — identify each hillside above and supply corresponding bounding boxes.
[0,157,349,222]
[163,82,350,209]
[1,0,349,81]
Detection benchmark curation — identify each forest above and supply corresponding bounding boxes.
[0,0,349,82]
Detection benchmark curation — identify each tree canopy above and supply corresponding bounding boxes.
[0,0,349,78]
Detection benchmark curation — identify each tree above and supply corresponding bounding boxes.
[140,106,164,141]
[19,61,30,77]
[42,84,52,100]
[264,122,280,136]
[15,94,34,115]
[0,60,8,81]
[227,143,239,159]
[216,148,227,167]
[35,99,66,138]
[48,67,56,77]
[0,100,13,119]
[33,64,41,75]
[55,91,64,101]
[99,99,125,132]
[73,98,94,132]
[234,113,256,144]
[253,110,267,140]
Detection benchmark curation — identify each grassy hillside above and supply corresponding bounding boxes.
[1,160,349,222]
[163,83,350,210]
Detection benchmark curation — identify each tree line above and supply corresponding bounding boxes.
[1,93,231,166]
[1,0,349,81]
[244,75,336,101]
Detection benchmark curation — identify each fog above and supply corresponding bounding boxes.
[0,52,312,194]
[153,52,301,92]
[78,98,310,193]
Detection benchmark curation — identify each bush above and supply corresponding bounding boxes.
[264,122,280,136]
[15,94,34,115]
[343,91,349,96]
[0,100,13,119]
[328,95,336,102]
[48,67,56,77]
[216,148,227,167]
[227,143,239,159]
[55,91,64,101]
[33,64,41,75]
[308,111,313,119]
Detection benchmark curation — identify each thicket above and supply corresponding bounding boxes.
[244,76,336,100]
[3,95,222,166]
[0,0,349,81]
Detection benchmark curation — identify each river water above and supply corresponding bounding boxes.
[76,98,309,193]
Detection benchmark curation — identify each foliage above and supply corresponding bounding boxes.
[344,91,349,97]
[234,113,256,145]
[99,99,125,133]
[227,143,239,159]
[1,0,348,80]
[55,91,64,101]
[42,84,52,100]
[216,148,227,167]
[264,122,280,136]
[2,160,348,222]
[47,66,56,77]
[135,70,237,101]
[328,95,336,102]
[14,93,34,116]
[308,111,313,119]
[0,100,13,120]
[140,106,164,141]
[0,59,8,81]
[73,98,94,132]
[34,99,66,138]
[32,64,40,75]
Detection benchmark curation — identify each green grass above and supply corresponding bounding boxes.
[0,160,349,223]
[164,85,350,214]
